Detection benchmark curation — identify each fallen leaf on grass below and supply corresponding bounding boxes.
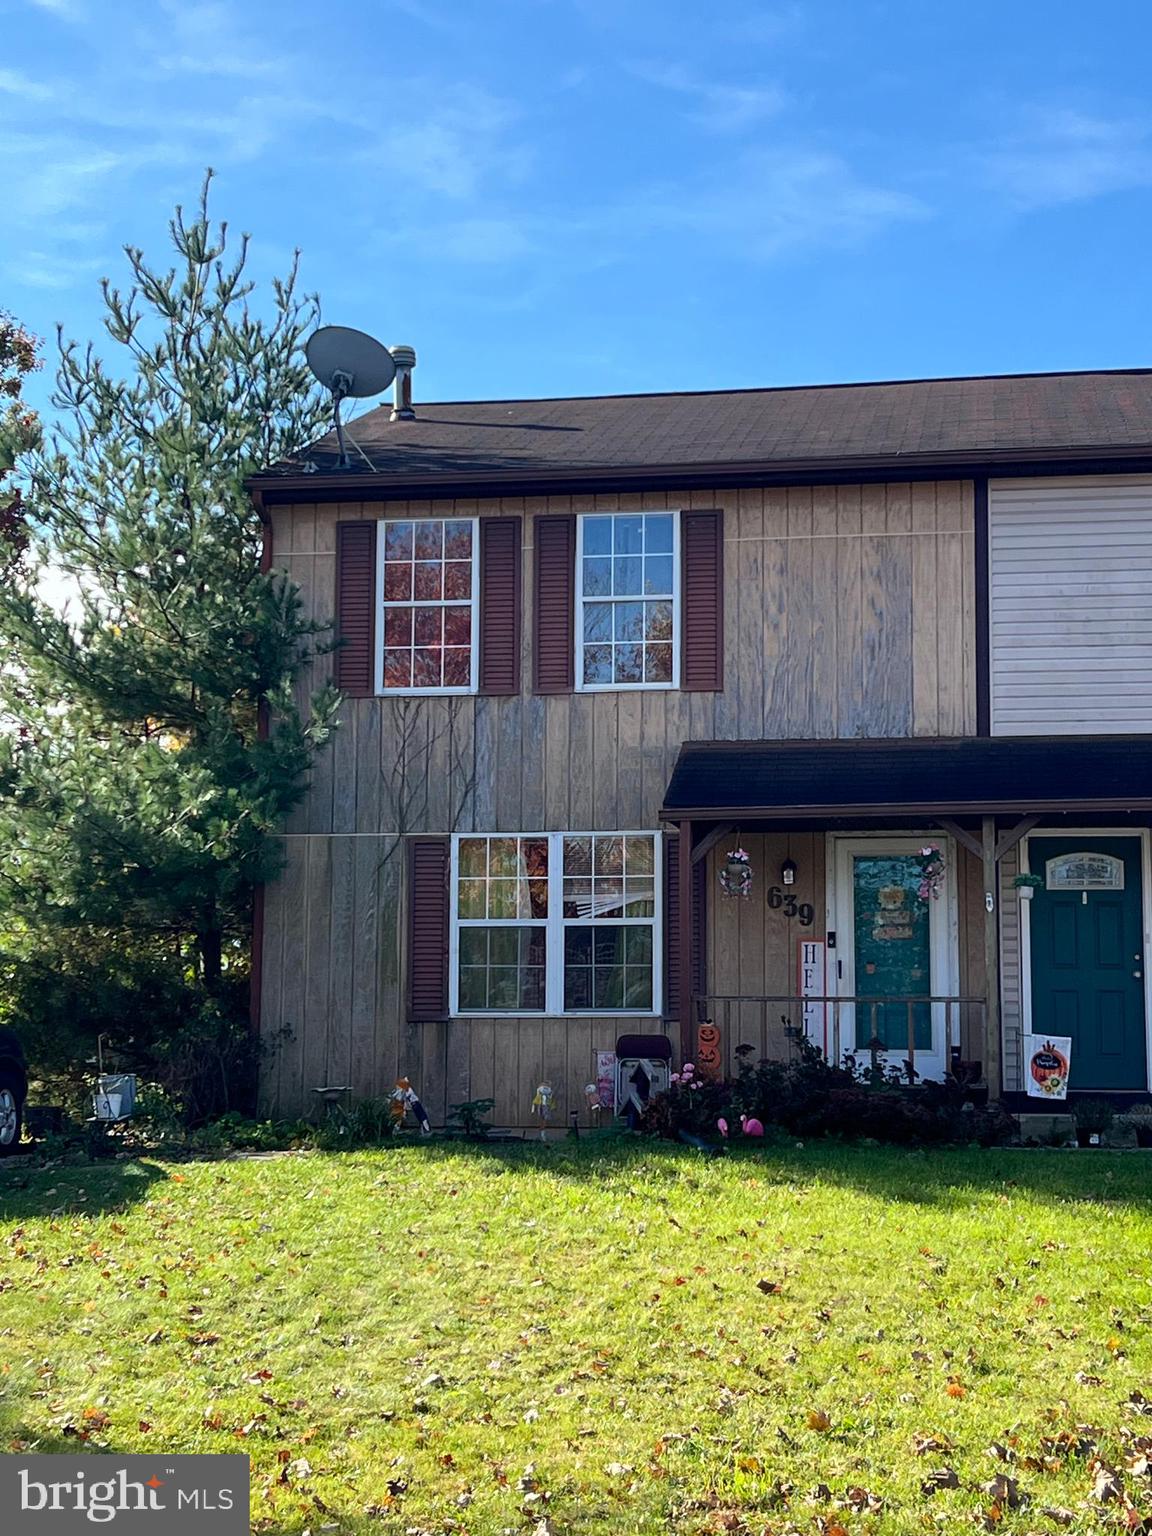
[757,1278,785,1295]
[806,1410,832,1432]
[981,1475,1026,1510]
[913,1432,953,1456]
[1090,1458,1125,1502]
[921,1468,959,1495]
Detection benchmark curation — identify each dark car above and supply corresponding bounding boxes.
[0,1029,27,1156]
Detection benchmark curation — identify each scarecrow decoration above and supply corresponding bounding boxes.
[532,1081,554,1140]
[390,1077,432,1136]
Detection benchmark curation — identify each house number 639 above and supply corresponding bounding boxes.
[766,886,815,926]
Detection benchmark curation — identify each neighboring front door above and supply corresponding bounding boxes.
[1026,836,1148,1091]
[833,838,956,1082]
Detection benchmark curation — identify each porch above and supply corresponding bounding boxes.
[662,737,1152,1099]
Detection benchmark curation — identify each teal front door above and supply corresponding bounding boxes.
[1027,836,1147,1091]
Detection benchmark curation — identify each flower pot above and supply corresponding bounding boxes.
[1018,886,1035,901]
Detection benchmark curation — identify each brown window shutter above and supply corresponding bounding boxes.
[680,509,724,691]
[335,521,377,696]
[665,838,708,1015]
[533,514,575,693]
[408,837,450,1020]
[478,516,522,694]
[665,835,682,1018]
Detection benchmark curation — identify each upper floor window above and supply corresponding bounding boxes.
[576,513,679,690]
[377,517,478,693]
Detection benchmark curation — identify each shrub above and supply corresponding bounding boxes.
[447,1098,496,1139]
[639,1041,1017,1148]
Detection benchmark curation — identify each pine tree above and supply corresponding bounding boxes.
[0,175,338,1117]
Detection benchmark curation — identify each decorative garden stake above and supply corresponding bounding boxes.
[390,1077,432,1136]
[532,1081,554,1140]
[720,846,753,899]
[915,843,946,902]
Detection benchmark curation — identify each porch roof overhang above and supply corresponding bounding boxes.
[660,736,1152,821]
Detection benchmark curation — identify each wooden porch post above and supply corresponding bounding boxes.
[982,814,1002,1101]
[678,817,694,1063]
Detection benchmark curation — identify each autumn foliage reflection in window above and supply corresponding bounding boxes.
[380,517,477,691]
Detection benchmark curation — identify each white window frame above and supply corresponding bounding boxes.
[374,515,480,696]
[450,831,664,1018]
[575,511,681,692]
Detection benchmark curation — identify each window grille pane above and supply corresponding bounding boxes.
[457,836,550,921]
[583,557,612,597]
[458,926,546,1012]
[613,515,644,554]
[582,517,613,556]
[562,922,652,1010]
[645,514,674,553]
[614,555,642,594]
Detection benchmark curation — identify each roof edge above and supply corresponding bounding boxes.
[248,442,1152,502]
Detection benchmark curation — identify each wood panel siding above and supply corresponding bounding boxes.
[989,475,1152,735]
[260,481,978,1122]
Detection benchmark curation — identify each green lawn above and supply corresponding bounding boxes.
[2,1138,1151,1535]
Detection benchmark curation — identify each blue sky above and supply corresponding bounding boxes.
[4,0,1152,414]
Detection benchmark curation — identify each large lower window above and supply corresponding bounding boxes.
[577,512,678,689]
[377,516,478,692]
[452,831,661,1015]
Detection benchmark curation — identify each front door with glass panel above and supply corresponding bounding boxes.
[833,838,956,1081]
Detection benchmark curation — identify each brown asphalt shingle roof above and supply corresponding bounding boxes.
[256,368,1152,489]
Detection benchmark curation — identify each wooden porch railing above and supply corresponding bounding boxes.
[692,994,988,1081]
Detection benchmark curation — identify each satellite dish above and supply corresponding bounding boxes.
[305,326,396,468]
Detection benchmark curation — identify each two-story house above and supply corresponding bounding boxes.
[248,364,1152,1127]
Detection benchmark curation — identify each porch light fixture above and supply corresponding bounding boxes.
[781,858,797,887]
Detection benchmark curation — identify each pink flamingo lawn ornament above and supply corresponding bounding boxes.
[740,1114,765,1138]
[717,1117,729,1138]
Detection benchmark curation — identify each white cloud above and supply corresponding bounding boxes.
[625,146,928,258]
[984,109,1152,208]
[0,67,56,101]
[7,248,103,289]
[383,216,538,265]
[149,0,290,78]
[24,0,81,17]
[629,60,789,133]
[356,86,529,200]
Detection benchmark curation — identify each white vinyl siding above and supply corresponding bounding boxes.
[989,475,1152,735]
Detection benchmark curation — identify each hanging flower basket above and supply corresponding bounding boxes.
[916,843,946,902]
[719,846,753,899]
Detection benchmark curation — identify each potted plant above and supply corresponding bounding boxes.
[1013,873,1044,901]
[1072,1098,1114,1148]
[1119,1105,1152,1148]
